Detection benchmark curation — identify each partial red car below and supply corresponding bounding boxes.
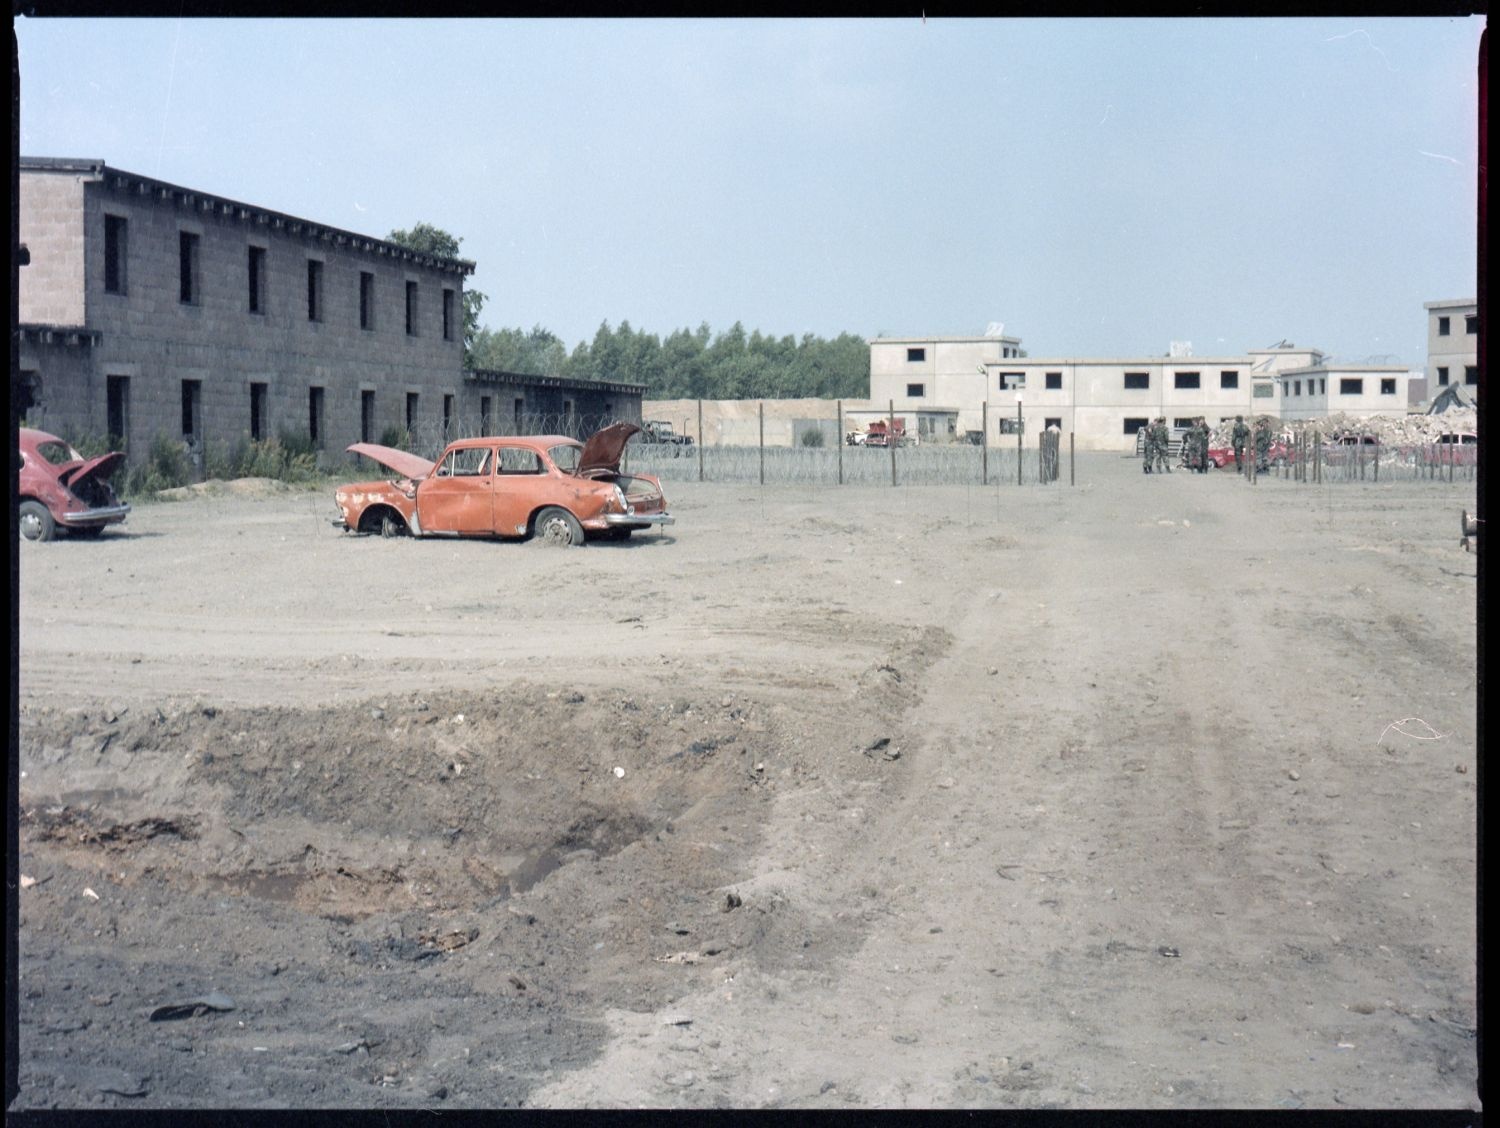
[18,427,131,542]
[1205,440,1292,469]
[333,421,674,546]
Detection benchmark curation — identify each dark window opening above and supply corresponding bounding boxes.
[907,383,925,397]
[443,394,454,437]
[1438,316,1450,335]
[1465,314,1477,335]
[250,382,268,441]
[308,386,325,447]
[1219,370,1239,389]
[179,232,199,304]
[361,391,376,443]
[307,260,324,322]
[104,215,127,294]
[248,247,267,314]
[360,272,375,330]
[906,347,925,362]
[181,379,202,440]
[999,372,1025,390]
[1294,380,1302,396]
[442,288,455,341]
[1124,372,1149,390]
[1465,366,1478,385]
[1437,366,1450,386]
[1380,378,1396,395]
[1339,378,1363,395]
[1044,417,1062,430]
[514,397,525,431]
[406,392,419,432]
[1123,417,1148,435]
[1174,371,1201,389]
[998,417,1024,435]
[107,375,129,446]
[1173,417,1195,429]
[1045,372,1062,390]
[405,281,419,336]
[480,396,492,434]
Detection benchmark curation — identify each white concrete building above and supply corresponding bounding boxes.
[1275,363,1413,421]
[868,335,1335,450]
[1424,298,1479,398]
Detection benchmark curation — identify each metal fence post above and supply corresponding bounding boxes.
[697,399,704,482]
[758,402,764,486]
[889,399,897,487]
[1015,399,1023,486]
[837,400,843,485]
[1374,437,1379,482]
[981,401,989,485]
[1069,431,1075,486]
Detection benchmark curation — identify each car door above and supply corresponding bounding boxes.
[417,446,495,534]
[491,444,548,536]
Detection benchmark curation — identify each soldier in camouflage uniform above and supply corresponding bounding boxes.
[1196,418,1212,473]
[1153,417,1173,474]
[1141,420,1155,473]
[1231,415,1250,470]
[1253,416,1273,472]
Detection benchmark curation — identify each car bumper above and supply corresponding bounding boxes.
[61,503,130,526]
[602,511,675,527]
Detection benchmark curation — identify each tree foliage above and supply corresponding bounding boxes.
[387,222,487,367]
[471,318,871,400]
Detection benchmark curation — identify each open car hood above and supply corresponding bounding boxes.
[577,422,642,475]
[345,443,435,481]
[58,451,126,490]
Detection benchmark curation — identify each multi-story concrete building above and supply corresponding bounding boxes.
[868,334,1353,449]
[17,157,474,465]
[1424,298,1479,398]
[1275,363,1415,422]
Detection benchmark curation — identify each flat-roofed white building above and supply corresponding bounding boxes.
[1276,364,1415,421]
[1424,298,1479,398]
[868,334,1334,450]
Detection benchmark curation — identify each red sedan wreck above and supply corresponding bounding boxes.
[332,422,674,546]
[18,427,131,542]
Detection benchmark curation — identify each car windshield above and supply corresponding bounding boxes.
[548,443,582,472]
[36,440,82,465]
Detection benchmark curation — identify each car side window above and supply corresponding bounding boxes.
[440,448,492,477]
[497,448,542,475]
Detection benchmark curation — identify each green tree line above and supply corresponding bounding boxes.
[469,319,871,400]
[389,224,870,399]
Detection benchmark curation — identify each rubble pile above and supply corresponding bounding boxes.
[1202,410,1477,448]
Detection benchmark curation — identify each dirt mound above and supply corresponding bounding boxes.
[155,477,300,501]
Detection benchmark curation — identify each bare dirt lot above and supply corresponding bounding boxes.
[13,456,1479,1110]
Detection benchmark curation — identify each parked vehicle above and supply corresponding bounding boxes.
[18,427,131,542]
[1206,440,1292,469]
[332,422,673,546]
[863,418,913,447]
[641,420,693,454]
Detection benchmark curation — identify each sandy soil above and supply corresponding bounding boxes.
[13,455,1479,1110]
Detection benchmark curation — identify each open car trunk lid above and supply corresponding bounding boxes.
[345,443,435,481]
[58,451,126,491]
[576,422,642,476]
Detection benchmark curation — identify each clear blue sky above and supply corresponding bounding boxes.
[16,17,1484,365]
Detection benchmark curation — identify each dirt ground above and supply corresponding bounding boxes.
[12,455,1479,1110]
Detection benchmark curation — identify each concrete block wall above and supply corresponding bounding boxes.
[18,173,87,326]
[18,167,468,466]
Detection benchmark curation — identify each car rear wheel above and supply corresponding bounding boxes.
[534,506,585,547]
[19,500,56,542]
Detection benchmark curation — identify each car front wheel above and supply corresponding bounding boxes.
[19,500,56,542]
[534,506,585,547]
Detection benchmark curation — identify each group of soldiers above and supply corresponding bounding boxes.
[1142,414,1275,475]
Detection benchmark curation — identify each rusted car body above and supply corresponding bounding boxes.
[18,427,131,541]
[332,422,673,546]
